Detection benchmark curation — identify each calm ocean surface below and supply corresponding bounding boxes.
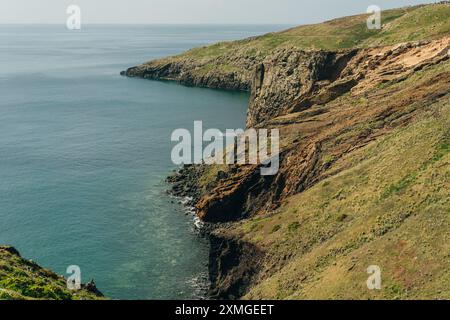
[0,25,286,299]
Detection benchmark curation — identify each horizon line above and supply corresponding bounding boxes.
[0,22,296,26]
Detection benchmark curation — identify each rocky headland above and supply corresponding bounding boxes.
[122,3,450,300]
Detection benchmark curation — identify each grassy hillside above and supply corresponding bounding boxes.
[242,103,449,299]
[216,59,450,299]
[127,3,449,92]
[0,246,103,300]
[185,3,448,59]
[191,3,449,56]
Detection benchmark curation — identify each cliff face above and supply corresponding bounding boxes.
[190,37,449,223]
[122,53,254,91]
[129,3,450,300]
[195,41,449,299]
[0,246,104,300]
[247,49,359,127]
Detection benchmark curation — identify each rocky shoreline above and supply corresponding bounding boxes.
[167,166,264,299]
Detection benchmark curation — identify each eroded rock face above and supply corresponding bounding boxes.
[208,233,263,299]
[194,37,450,224]
[247,49,359,127]
[147,36,450,222]
[197,38,449,298]
[162,37,449,225]
[248,38,450,127]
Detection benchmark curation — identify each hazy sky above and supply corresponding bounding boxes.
[2,0,434,24]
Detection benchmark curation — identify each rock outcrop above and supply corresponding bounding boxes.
[247,49,359,127]
[192,37,450,223]
[121,50,257,91]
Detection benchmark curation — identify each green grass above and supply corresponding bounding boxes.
[382,131,449,199]
[176,4,449,62]
[192,63,241,76]
[381,172,418,198]
[288,222,301,233]
[0,247,104,300]
[363,4,450,46]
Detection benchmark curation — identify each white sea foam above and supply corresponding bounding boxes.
[180,196,193,205]
[193,216,205,229]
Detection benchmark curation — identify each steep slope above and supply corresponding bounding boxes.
[232,94,450,299]
[192,36,449,222]
[128,3,450,300]
[203,49,450,300]
[0,246,103,300]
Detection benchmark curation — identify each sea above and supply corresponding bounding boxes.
[0,24,286,299]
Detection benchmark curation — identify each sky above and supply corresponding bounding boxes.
[1,0,435,24]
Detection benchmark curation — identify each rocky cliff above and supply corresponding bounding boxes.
[127,3,450,300]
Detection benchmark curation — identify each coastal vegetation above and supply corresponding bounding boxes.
[0,246,103,300]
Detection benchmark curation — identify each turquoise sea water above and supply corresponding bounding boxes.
[0,25,285,299]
